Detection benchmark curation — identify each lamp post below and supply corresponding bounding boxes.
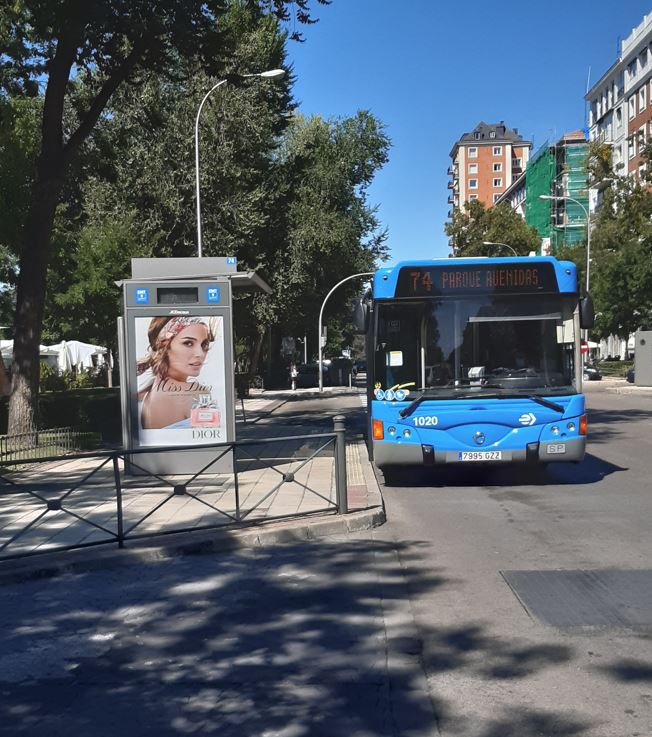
[482,241,518,256]
[195,69,285,257]
[318,272,373,392]
[539,194,591,294]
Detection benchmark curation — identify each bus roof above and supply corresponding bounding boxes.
[373,256,578,299]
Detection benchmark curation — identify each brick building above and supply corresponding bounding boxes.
[448,121,531,215]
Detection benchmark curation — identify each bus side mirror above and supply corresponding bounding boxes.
[352,299,369,334]
[580,294,595,329]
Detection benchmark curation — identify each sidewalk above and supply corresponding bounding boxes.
[584,375,652,396]
[0,386,384,580]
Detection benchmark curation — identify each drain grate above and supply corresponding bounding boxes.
[501,569,652,628]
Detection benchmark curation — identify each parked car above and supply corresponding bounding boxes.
[295,363,328,388]
[583,364,602,381]
[626,367,635,383]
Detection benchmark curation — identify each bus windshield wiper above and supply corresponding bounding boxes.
[399,386,504,418]
[398,390,442,418]
[399,388,565,419]
[524,394,565,413]
[493,392,565,413]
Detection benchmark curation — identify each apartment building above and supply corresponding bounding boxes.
[448,121,531,214]
[586,12,652,184]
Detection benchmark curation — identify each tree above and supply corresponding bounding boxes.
[247,111,390,375]
[587,147,652,338]
[445,200,541,257]
[44,7,293,357]
[0,0,328,434]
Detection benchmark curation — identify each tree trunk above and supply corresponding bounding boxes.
[248,331,265,380]
[0,359,11,397]
[7,171,63,435]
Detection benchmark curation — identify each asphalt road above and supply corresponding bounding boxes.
[0,386,650,737]
[374,384,652,736]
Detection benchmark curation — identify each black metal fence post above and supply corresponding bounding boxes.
[333,415,348,514]
[113,454,125,548]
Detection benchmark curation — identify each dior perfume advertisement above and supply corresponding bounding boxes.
[134,315,227,446]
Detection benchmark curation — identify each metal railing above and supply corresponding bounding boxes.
[0,416,348,561]
[0,427,100,465]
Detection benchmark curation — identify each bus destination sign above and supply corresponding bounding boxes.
[395,262,558,297]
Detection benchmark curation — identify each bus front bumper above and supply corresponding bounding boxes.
[373,437,586,467]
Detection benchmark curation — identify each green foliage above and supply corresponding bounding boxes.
[586,140,614,185]
[589,151,652,338]
[256,111,390,358]
[39,363,68,392]
[1,0,330,434]
[445,201,541,257]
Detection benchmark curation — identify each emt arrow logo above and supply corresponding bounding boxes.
[518,412,536,426]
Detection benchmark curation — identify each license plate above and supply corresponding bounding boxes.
[457,451,503,461]
[547,443,566,454]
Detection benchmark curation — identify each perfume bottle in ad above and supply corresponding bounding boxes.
[190,394,221,428]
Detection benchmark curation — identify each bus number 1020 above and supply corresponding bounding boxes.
[413,416,438,426]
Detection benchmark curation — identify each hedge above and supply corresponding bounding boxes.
[0,388,122,442]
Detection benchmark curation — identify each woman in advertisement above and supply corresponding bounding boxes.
[136,316,221,431]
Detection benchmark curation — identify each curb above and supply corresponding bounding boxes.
[0,506,386,588]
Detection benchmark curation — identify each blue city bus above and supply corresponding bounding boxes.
[353,257,594,468]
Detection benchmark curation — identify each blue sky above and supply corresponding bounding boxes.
[287,0,652,264]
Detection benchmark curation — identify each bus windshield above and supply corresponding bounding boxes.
[374,295,577,395]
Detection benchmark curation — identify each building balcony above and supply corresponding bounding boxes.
[448,180,456,189]
[448,195,455,204]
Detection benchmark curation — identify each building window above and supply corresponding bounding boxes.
[469,147,478,158]
[512,157,522,168]
[640,86,647,113]
[616,107,623,126]
[493,162,502,172]
[628,136,635,159]
[614,144,622,165]
[639,125,646,151]
[493,193,501,203]
[629,96,636,120]
[489,131,496,139]
[493,146,502,156]
[469,194,478,201]
[493,178,502,187]
[469,179,478,189]
[474,132,481,140]
[468,163,478,173]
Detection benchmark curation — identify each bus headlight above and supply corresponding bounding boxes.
[551,426,560,435]
[403,428,411,438]
[567,422,576,432]
[387,426,396,436]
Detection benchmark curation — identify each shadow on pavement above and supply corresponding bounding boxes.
[379,452,625,489]
[595,658,652,683]
[586,406,652,445]
[0,536,589,737]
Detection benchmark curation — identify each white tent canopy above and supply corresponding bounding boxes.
[46,341,108,372]
[0,340,108,371]
[0,340,59,357]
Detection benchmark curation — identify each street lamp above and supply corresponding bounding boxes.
[318,272,373,392]
[539,194,590,294]
[195,69,285,257]
[482,241,518,256]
